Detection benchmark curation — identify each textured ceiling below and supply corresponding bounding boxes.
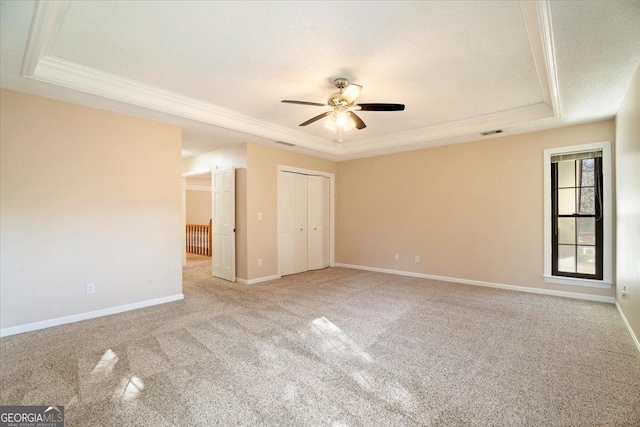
[1,1,639,160]
[51,1,542,139]
[552,0,640,121]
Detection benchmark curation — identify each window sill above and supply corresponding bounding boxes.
[543,275,613,289]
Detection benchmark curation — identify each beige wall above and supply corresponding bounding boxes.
[183,144,248,280]
[185,177,211,187]
[246,143,337,280]
[0,89,183,330]
[182,144,247,173]
[615,65,640,344]
[337,120,616,298]
[185,190,211,224]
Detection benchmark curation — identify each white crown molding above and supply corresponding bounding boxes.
[21,1,563,159]
[32,53,556,158]
[32,56,341,155]
[520,1,552,105]
[341,103,553,155]
[518,0,561,118]
[535,0,562,118]
[21,0,70,77]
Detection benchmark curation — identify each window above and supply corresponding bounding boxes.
[551,154,602,279]
[543,142,612,289]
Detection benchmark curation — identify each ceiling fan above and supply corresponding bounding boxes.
[282,78,405,142]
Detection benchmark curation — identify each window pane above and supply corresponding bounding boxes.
[577,246,596,274]
[580,159,595,186]
[558,245,576,273]
[558,160,575,188]
[577,217,595,245]
[578,187,595,214]
[558,217,576,244]
[558,188,576,214]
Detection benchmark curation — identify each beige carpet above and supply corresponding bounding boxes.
[1,254,639,426]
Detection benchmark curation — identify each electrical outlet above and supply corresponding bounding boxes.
[257,212,262,220]
[621,291,629,299]
[86,283,95,295]
[394,253,399,261]
[415,256,420,263]
[258,259,263,267]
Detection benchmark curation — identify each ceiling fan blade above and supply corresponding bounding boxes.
[357,103,405,111]
[339,84,362,104]
[299,111,333,126]
[350,112,367,130]
[282,100,326,107]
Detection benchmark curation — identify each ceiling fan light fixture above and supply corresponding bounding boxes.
[335,110,350,128]
[324,111,355,133]
[282,77,405,139]
[324,115,337,131]
[342,116,356,131]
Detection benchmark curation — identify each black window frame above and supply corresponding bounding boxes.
[551,156,603,280]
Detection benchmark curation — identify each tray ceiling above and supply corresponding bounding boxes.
[1,1,638,160]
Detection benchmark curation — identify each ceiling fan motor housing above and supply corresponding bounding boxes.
[328,78,350,106]
[333,78,349,90]
[328,92,344,107]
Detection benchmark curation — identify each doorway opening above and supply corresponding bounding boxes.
[184,172,212,266]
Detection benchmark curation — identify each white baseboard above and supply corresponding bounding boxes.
[236,275,281,285]
[0,294,184,338]
[616,302,640,353]
[334,263,616,304]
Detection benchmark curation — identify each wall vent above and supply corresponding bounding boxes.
[275,140,296,147]
[480,129,503,136]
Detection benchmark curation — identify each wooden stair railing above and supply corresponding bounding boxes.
[186,219,212,256]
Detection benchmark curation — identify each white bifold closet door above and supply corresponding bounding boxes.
[293,173,308,274]
[279,171,329,276]
[321,176,330,268]
[278,172,295,276]
[307,176,324,270]
[308,176,330,270]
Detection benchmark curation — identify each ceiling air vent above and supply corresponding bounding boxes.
[275,141,296,147]
[480,129,503,136]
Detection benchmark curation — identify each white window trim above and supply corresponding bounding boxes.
[543,141,613,289]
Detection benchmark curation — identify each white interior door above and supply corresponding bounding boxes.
[293,173,308,274]
[278,171,295,276]
[307,176,324,270]
[212,168,235,282]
